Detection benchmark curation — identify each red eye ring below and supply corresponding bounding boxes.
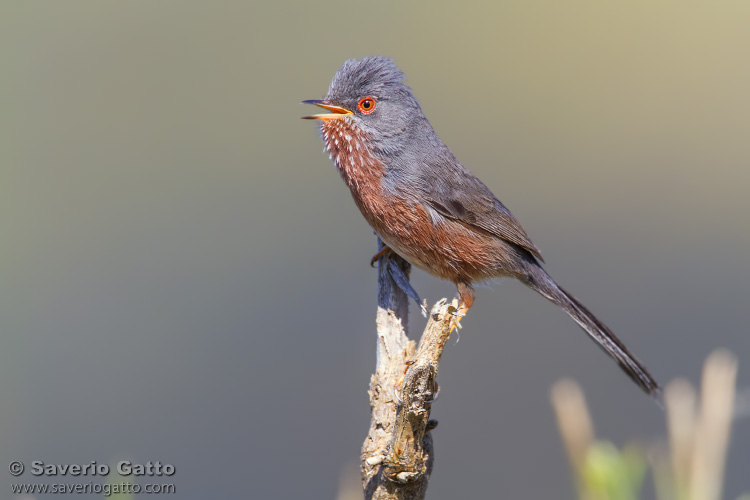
[358,97,376,114]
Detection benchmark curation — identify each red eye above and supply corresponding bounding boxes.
[358,97,376,114]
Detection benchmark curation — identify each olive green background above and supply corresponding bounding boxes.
[2,1,749,499]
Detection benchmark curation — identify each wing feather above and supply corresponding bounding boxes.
[418,162,544,261]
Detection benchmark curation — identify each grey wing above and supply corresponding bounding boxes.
[419,162,544,262]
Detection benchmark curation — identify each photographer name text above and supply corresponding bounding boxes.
[14,461,174,477]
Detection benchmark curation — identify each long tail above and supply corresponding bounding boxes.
[524,266,661,400]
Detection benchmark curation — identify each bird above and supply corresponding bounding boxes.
[301,56,660,399]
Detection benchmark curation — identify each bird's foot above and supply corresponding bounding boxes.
[449,308,466,333]
[451,282,474,333]
[370,245,392,267]
[425,380,440,404]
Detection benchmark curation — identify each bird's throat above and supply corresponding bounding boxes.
[320,119,386,195]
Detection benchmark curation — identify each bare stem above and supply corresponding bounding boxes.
[361,239,456,500]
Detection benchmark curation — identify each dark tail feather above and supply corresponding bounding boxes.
[525,267,661,400]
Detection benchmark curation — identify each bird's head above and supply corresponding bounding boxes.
[302,57,425,155]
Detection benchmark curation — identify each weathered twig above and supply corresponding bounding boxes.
[361,239,457,500]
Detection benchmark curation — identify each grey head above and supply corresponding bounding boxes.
[302,56,460,195]
[318,57,432,155]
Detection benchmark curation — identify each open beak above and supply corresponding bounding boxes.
[301,100,353,120]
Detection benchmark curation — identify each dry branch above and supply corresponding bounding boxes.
[361,240,457,500]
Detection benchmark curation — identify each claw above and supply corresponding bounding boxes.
[370,246,392,267]
[449,301,470,333]
[449,310,464,332]
[394,385,404,405]
[425,381,440,404]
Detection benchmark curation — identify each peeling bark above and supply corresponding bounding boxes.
[361,239,457,500]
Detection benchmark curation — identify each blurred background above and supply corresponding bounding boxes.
[2,1,748,498]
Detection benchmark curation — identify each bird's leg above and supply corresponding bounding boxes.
[450,281,475,332]
[370,245,392,267]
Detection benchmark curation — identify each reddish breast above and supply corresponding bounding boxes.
[321,119,500,283]
[321,118,384,200]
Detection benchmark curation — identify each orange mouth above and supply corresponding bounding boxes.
[301,100,353,120]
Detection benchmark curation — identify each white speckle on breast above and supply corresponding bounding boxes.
[319,117,384,197]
